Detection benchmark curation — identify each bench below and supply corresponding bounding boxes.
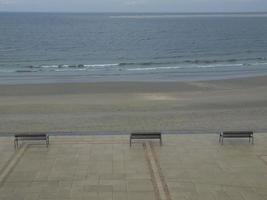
[130,132,162,147]
[14,133,49,149]
[219,131,254,144]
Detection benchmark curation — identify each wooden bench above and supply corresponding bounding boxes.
[130,132,162,147]
[219,131,254,144]
[14,133,49,149]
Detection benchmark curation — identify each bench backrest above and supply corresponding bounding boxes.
[15,134,47,138]
[131,132,161,137]
[222,131,253,136]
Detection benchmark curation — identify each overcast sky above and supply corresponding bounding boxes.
[0,0,267,13]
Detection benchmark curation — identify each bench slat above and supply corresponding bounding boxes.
[14,133,49,149]
[130,132,162,146]
[219,131,254,144]
[15,134,47,137]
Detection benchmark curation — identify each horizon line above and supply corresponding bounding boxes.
[1,11,267,14]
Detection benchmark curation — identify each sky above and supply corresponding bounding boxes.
[0,0,267,13]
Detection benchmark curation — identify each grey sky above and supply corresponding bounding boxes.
[0,0,267,12]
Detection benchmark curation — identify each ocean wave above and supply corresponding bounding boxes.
[55,68,88,72]
[84,64,119,67]
[196,63,244,68]
[15,70,39,73]
[118,62,164,66]
[120,57,266,67]
[250,62,267,66]
[1,57,266,74]
[128,66,182,71]
[20,57,266,71]
[22,62,166,71]
[37,65,59,68]
[25,63,119,69]
[127,63,245,71]
[183,57,266,65]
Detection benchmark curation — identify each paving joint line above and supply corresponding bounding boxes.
[258,155,267,166]
[143,142,171,200]
[150,142,172,200]
[52,141,128,144]
[0,144,28,187]
[143,142,161,200]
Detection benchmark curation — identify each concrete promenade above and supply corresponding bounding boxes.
[0,133,266,200]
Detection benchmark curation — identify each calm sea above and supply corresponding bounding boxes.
[0,12,267,84]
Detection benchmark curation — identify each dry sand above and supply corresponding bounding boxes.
[1,76,267,134]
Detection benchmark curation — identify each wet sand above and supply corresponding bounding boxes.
[1,76,267,134]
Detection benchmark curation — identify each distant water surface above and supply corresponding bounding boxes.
[0,12,267,84]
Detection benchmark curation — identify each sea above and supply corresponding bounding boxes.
[0,12,267,84]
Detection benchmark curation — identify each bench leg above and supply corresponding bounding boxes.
[46,136,49,147]
[219,133,224,144]
[46,139,48,147]
[160,137,162,146]
[130,137,132,147]
[14,139,18,149]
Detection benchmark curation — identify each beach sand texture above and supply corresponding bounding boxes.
[1,76,267,134]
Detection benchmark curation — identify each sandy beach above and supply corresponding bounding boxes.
[1,75,267,134]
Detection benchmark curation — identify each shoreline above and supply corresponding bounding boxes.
[1,74,267,95]
[1,75,267,133]
[1,70,267,86]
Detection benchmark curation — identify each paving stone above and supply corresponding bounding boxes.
[113,191,128,200]
[127,179,154,192]
[128,191,155,200]
[0,134,267,200]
